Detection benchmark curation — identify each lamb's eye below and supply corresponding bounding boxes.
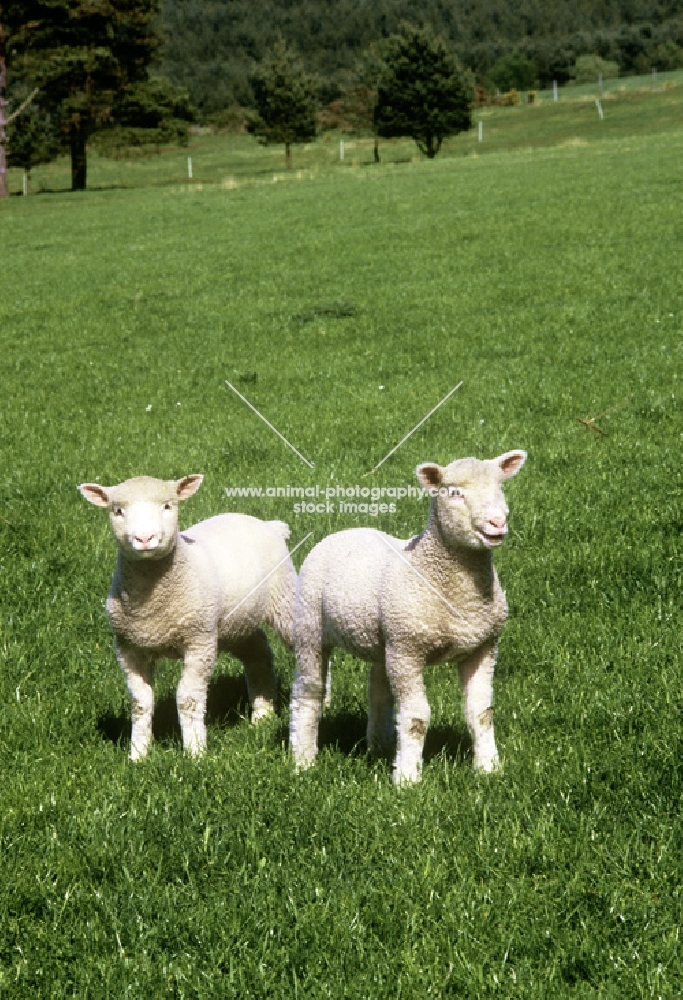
[163,502,173,511]
[112,506,124,517]
[448,486,464,499]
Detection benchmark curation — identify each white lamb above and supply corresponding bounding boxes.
[290,450,526,784]
[79,475,296,759]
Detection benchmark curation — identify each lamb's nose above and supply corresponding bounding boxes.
[135,534,154,546]
[488,515,507,531]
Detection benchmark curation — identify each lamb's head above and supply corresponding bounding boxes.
[79,475,203,560]
[416,451,526,552]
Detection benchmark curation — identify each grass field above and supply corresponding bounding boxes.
[0,82,681,997]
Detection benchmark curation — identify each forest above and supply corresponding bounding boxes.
[160,0,683,114]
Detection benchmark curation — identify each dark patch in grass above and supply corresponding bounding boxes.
[314,711,471,767]
[295,302,357,323]
[423,722,472,763]
[318,710,367,757]
[97,673,251,748]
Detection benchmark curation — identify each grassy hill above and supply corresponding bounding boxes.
[5,70,683,195]
[0,71,681,997]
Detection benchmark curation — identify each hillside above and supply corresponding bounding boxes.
[160,0,683,114]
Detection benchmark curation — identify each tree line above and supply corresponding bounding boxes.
[161,0,683,115]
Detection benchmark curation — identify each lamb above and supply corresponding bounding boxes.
[79,474,296,759]
[289,450,526,784]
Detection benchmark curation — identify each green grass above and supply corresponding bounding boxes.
[0,100,681,997]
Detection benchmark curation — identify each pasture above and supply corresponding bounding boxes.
[0,87,681,996]
[6,69,683,194]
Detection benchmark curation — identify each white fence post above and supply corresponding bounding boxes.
[187,156,193,179]
[22,169,27,195]
[478,120,483,142]
[553,80,558,101]
[340,139,344,161]
[596,99,604,120]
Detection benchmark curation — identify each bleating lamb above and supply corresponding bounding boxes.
[79,475,296,759]
[290,450,526,784]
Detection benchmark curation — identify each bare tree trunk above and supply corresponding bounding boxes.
[70,122,88,191]
[374,135,380,163]
[0,25,8,200]
[285,141,292,169]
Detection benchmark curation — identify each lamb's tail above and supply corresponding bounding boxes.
[267,520,291,542]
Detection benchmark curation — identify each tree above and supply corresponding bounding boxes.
[488,52,538,92]
[247,37,317,169]
[97,78,194,154]
[3,0,180,191]
[6,85,61,189]
[354,44,388,163]
[0,20,8,198]
[374,25,473,160]
[569,54,619,83]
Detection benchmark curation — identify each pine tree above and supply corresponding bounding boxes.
[374,25,473,159]
[2,0,178,191]
[247,37,317,169]
[0,19,9,198]
[6,85,61,189]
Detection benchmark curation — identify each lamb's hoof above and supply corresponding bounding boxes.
[129,743,150,762]
[291,748,317,772]
[392,766,422,786]
[474,754,500,773]
[251,701,275,723]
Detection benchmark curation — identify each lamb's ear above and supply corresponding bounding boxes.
[79,483,111,507]
[495,450,527,480]
[176,475,203,500]
[416,463,443,491]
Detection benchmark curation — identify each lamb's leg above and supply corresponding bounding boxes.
[231,629,278,722]
[115,640,154,761]
[177,639,217,756]
[367,660,394,758]
[386,647,430,785]
[289,643,330,768]
[323,658,332,709]
[458,640,499,772]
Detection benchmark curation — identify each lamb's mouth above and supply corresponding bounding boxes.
[477,530,506,547]
[129,539,163,557]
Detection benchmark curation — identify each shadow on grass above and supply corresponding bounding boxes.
[315,711,472,766]
[98,673,250,749]
[99,681,472,768]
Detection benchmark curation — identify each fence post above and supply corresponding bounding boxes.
[187,156,193,179]
[553,80,558,101]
